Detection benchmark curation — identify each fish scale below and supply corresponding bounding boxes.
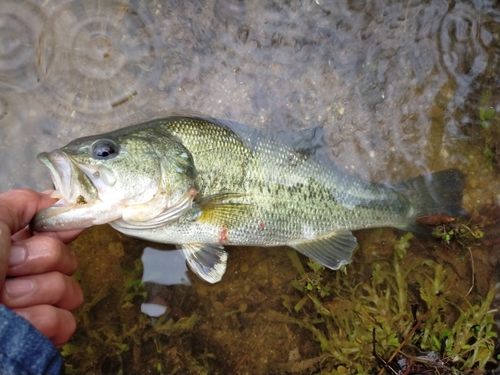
[158,118,409,239]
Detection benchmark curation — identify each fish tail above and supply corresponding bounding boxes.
[395,168,466,226]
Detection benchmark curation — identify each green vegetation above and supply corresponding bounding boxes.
[432,221,484,245]
[62,250,209,375]
[479,90,495,130]
[62,258,147,375]
[63,223,499,374]
[477,89,500,172]
[267,233,499,374]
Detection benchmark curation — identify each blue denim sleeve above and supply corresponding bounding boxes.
[0,304,64,375]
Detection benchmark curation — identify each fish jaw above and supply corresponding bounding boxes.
[31,199,124,231]
[31,151,123,231]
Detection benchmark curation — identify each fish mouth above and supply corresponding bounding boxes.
[31,151,102,231]
[37,151,98,207]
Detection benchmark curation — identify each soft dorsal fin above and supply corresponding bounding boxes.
[289,230,358,270]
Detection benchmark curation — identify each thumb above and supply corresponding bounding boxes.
[0,189,57,290]
[0,222,11,291]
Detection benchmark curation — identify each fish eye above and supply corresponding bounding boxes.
[91,139,118,159]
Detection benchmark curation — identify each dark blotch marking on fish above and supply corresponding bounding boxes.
[76,195,87,204]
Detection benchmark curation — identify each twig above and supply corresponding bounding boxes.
[464,247,475,298]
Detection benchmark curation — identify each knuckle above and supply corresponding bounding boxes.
[44,272,69,303]
[39,306,76,346]
[49,272,83,310]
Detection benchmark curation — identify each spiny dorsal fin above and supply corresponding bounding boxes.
[197,192,247,205]
[289,230,358,270]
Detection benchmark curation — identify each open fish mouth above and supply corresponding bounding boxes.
[30,151,109,231]
[37,152,95,204]
[36,151,99,209]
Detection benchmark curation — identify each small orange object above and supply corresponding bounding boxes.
[415,213,455,226]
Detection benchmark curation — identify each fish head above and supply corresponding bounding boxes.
[31,130,197,231]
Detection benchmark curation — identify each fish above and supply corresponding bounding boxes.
[31,116,465,283]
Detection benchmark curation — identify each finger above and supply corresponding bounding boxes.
[8,236,78,277]
[1,272,83,311]
[12,227,84,244]
[0,189,58,235]
[0,222,10,287]
[35,228,85,244]
[14,305,77,348]
[0,190,58,284]
[11,227,31,242]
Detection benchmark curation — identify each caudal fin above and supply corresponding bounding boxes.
[395,168,466,224]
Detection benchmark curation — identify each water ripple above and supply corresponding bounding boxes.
[0,96,8,121]
[0,0,46,91]
[35,0,158,124]
[440,2,489,101]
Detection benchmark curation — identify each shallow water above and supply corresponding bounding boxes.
[1,0,500,373]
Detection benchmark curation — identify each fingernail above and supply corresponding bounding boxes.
[9,245,27,267]
[5,278,34,298]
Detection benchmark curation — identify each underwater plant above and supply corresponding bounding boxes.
[268,232,499,374]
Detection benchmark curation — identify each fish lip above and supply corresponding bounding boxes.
[37,151,74,204]
[36,150,97,205]
[37,151,65,198]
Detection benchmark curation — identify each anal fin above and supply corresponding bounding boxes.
[178,243,228,284]
[289,230,358,270]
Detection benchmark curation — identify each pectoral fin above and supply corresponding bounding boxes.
[196,192,250,227]
[197,203,249,227]
[290,230,358,270]
[178,243,228,284]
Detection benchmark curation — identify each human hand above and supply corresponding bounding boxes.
[0,189,84,348]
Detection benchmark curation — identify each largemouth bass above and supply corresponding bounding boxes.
[31,117,464,283]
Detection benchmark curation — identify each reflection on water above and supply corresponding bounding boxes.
[140,302,167,317]
[141,247,191,286]
[140,247,191,317]
[1,0,500,374]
